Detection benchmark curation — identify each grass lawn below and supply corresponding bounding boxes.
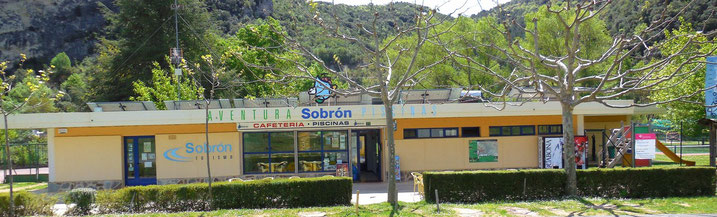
[0,182,47,192]
[92,196,717,217]
[653,154,711,167]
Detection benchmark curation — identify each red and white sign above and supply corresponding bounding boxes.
[634,133,656,159]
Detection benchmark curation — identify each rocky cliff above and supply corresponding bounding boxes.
[0,0,273,69]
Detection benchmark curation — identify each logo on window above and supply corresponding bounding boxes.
[163,143,233,162]
[308,74,337,104]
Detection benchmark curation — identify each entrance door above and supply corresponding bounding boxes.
[124,136,157,186]
[351,129,382,182]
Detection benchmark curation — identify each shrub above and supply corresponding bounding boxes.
[96,177,352,214]
[424,167,716,203]
[66,188,96,215]
[0,191,56,216]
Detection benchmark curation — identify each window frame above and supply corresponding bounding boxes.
[489,125,537,136]
[297,130,348,173]
[461,127,481,137]
[402,128,459,139]
[538,124,563,135]
[242,132,296,174]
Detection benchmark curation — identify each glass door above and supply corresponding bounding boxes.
[125,136,157,186]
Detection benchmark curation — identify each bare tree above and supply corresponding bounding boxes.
[447,0,717,195]
[237,1,459,210]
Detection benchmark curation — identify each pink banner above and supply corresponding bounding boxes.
[635,133,656,140]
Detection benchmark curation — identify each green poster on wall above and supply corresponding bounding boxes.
[469,140,498,163]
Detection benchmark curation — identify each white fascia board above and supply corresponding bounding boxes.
[2,100,648,129]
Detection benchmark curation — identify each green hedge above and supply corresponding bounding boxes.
[96,177,352,214]
[424,167,716,203]
[0,191,56,216]
[4,174,48,183]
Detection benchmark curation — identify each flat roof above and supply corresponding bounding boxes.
[2,100,660,129]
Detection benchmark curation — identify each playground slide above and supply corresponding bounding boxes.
[655,140,696,166]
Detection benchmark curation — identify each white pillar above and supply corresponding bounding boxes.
[577,115,585,136]
[47,128,55,182]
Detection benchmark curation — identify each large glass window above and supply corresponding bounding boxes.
[298,130,348,172]
[244,130,348,173]
[243,132,296,174]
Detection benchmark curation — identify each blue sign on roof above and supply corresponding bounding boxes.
[706,56,717,119]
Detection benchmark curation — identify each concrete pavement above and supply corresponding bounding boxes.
[351,181,423,205]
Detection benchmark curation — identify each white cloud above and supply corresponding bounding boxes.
[314,0,511,16]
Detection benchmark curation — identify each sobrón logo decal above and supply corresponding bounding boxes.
[163,143,234,162]
[308,73,337,104]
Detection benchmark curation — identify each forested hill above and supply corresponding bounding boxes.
[0,0,430,70]
[473,0,717,37]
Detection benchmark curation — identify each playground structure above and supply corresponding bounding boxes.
[599,124,696,168]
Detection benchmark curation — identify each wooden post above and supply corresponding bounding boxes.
[435,189,440,213]
[355,190,360,216]
[709,121,717,167]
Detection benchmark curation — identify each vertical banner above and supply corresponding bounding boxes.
[395,156,401,181]
[706,56,717,119]
[635,133,656,159]
[543,136,589,169]
[575,136,588,169]
[543,137,563,168]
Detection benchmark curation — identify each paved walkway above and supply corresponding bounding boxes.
[351,181,422,205]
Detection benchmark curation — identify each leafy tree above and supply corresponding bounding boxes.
[49,52,72,84]
[218,18,310,98]
[0,55,61,217]
[649,19,716,137]
[130,61,204,109]
[96,0,214,101]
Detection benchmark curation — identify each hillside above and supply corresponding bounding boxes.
[0,0,428,70]
[473,0,717,37]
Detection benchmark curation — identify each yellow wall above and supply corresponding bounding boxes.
[584,115,630,130]
[396,136,538,171]
[54,136,123,182]
[155,132,241,179]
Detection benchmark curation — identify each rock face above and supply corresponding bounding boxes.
[0,0,114,67]
[0,0,273,68]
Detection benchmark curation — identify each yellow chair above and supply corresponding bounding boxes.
[411,172,424,197]
[257,163,270,173]
[271,161,288,172]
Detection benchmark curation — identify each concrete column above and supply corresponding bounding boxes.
[47,128,55,182]
[577,115,585,136]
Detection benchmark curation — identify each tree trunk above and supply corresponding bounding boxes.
[4,114,14,217]
[560,102,578,196]
[383,99,398,209]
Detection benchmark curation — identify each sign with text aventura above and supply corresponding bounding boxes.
[205,105,442,123]
[634,133,656,160]
[706,56,717,119]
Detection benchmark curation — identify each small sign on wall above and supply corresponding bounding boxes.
[469,140,498,163]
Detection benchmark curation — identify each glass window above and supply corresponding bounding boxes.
[550,125,562,134]
[298,131,321,151]
[489,127,501,136]
[270,132,294,152]
[462,127,480,137]
[270,153,295,173]
[510,126,521,135]
[137,137,156,178]
[323,131,347,151]
[538,125,549,134]
[521,126,535,135]
[298,152,322,172]
[417,129,431,138]
[244,154,270,173]
[430,128,444,137]
[323,152,348,171]
[403,129,417,139]
[244,133,269,153]
[445,128,458,137]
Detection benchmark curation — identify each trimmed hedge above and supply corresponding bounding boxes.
[0,191,56,216]
[424,167,716,203]
[96,177,352,214]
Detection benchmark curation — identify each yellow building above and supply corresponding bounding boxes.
[3,97,656,191]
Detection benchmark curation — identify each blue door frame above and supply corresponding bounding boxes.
[124,136,157,186]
